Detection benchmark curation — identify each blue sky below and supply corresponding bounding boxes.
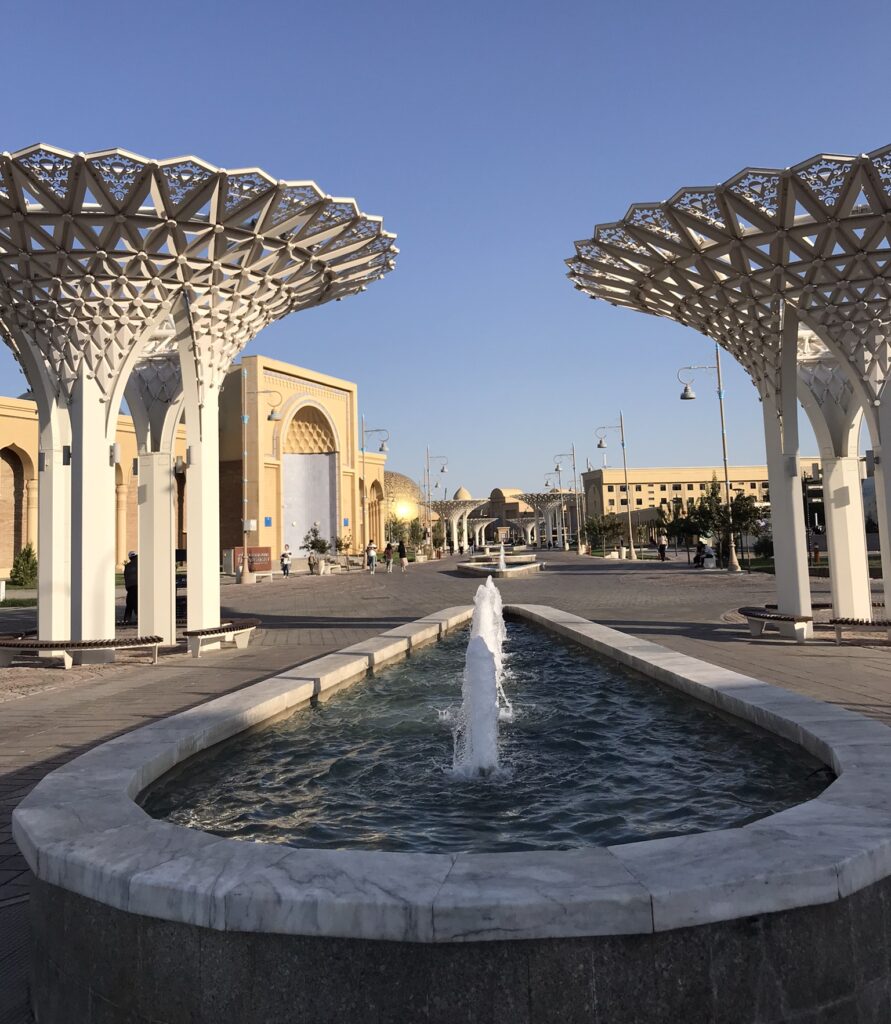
[0,0,887,496]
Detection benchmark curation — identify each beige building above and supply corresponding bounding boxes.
[0,354,381,579]
[582,464,778,519]
[218,355,386,559]
[0,395,187,578]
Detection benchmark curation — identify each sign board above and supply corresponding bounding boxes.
[264,516,272,528]
[232,546,272,572]
[343,517,350,527]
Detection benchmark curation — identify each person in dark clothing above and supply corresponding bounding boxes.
[398,540,408,573]
[122,551,138,625]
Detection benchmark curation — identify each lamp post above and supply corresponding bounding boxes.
[424,447,448,555]
[361,415,389,555]
[595,411,636,559]
[677,342,741,572]
[544,471,560,548]
[556,445,583,552]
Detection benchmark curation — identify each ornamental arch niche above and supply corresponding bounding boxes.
[281,402,340,551]
[0,446,26,575]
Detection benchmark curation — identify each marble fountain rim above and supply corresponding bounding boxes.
[13,603,891,944]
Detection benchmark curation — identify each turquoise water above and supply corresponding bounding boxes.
[143,622,829,853]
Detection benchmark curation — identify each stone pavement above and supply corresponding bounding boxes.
[1,552,890,1023]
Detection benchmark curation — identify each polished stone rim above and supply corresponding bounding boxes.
[13,604,891,942]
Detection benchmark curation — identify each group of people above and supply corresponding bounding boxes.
[365,539,408,574]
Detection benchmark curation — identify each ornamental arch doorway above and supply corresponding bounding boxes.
[281,403,340,553]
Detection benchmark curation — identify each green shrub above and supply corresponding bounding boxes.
[9,543,38,587]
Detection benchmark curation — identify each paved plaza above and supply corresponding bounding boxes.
[2,553,890,1022]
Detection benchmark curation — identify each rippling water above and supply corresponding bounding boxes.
[143,622,830,853]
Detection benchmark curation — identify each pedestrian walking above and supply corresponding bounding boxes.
[280,544,292,578]
[398,539,408,573]
[657,531,669,562]
[366,540,377,574]
[122,551,138,625]
[383,542,394,573]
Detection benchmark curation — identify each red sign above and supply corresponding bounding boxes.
[233,547,272,572]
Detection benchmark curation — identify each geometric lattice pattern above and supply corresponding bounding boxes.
[0,144,397,402]
[283,405,336,453]
[566,146,891,402]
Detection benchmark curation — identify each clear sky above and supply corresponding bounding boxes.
[0,0,887,496]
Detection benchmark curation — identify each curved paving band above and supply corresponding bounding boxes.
[0,144,396,651]
[566,146,891,627]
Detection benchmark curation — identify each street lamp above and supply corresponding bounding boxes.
[555,445,583,552]
[238,379,284,585]
[595,411,636,559]
[424,447,448,555]
[361,416,389,554]
[676,341,741,572]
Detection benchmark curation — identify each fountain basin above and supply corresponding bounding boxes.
[14,604,891,1023]
[457,559,542,578]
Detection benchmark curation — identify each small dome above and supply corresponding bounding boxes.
[453,486,472,500]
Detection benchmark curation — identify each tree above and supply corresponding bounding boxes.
[387,516,407,544]
[584,513,625,554]
[300,526,330,555]
[432,522,445,549]
[408,518,424,548]
[9,543,37,587]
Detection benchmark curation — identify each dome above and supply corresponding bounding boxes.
[453,486,472,500]
[384,470,422,501]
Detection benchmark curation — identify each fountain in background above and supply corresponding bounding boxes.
[498,543,507,571]
[453,578,512,774]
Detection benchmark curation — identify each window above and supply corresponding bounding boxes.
[750,482,757,489]
[635,484,642,491]
[672,484,681,491]
[608,499,615,507]
[660,498,668,505]
[607,484,614,492]
[687,484,694,491]
[660,484,667,491]
[699,483,706,491]
[619,484,627,492]
[636,499,643,506]
[620,499,627,506]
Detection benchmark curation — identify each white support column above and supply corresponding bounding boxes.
[183,394,221,631]
[138,452,176,645]
[37,419,70,642]
[555,506,565,549]
[872,406,891,611]
[25,477,38,553]
[462,511,469,551]
[450,514,459,553]
[762,309,812,630]
[821,456,871,619]
[115,483,128,571]
[68,372,116,654]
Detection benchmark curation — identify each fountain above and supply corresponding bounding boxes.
[453,579,513,774]
[457,542,542,578]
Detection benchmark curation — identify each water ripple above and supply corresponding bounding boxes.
[143,623,829,853]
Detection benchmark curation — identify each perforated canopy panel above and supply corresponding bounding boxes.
[566,147,891,401]
[0,145,397,400]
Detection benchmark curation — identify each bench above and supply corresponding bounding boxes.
[829,618,891,645]
[183,618,261,659]
[738,607,813,644]
[0,635,163,670]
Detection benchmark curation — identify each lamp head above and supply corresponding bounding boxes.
[680,383,696,401]
[597,438,607,450]
[440,464,448,473]
[378,440,388,453]
[267,409,283,421]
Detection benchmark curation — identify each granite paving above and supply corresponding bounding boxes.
[1,552,889,1022]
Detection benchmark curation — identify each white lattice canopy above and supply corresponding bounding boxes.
[566,146,891,399]
[0,144,397,400]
